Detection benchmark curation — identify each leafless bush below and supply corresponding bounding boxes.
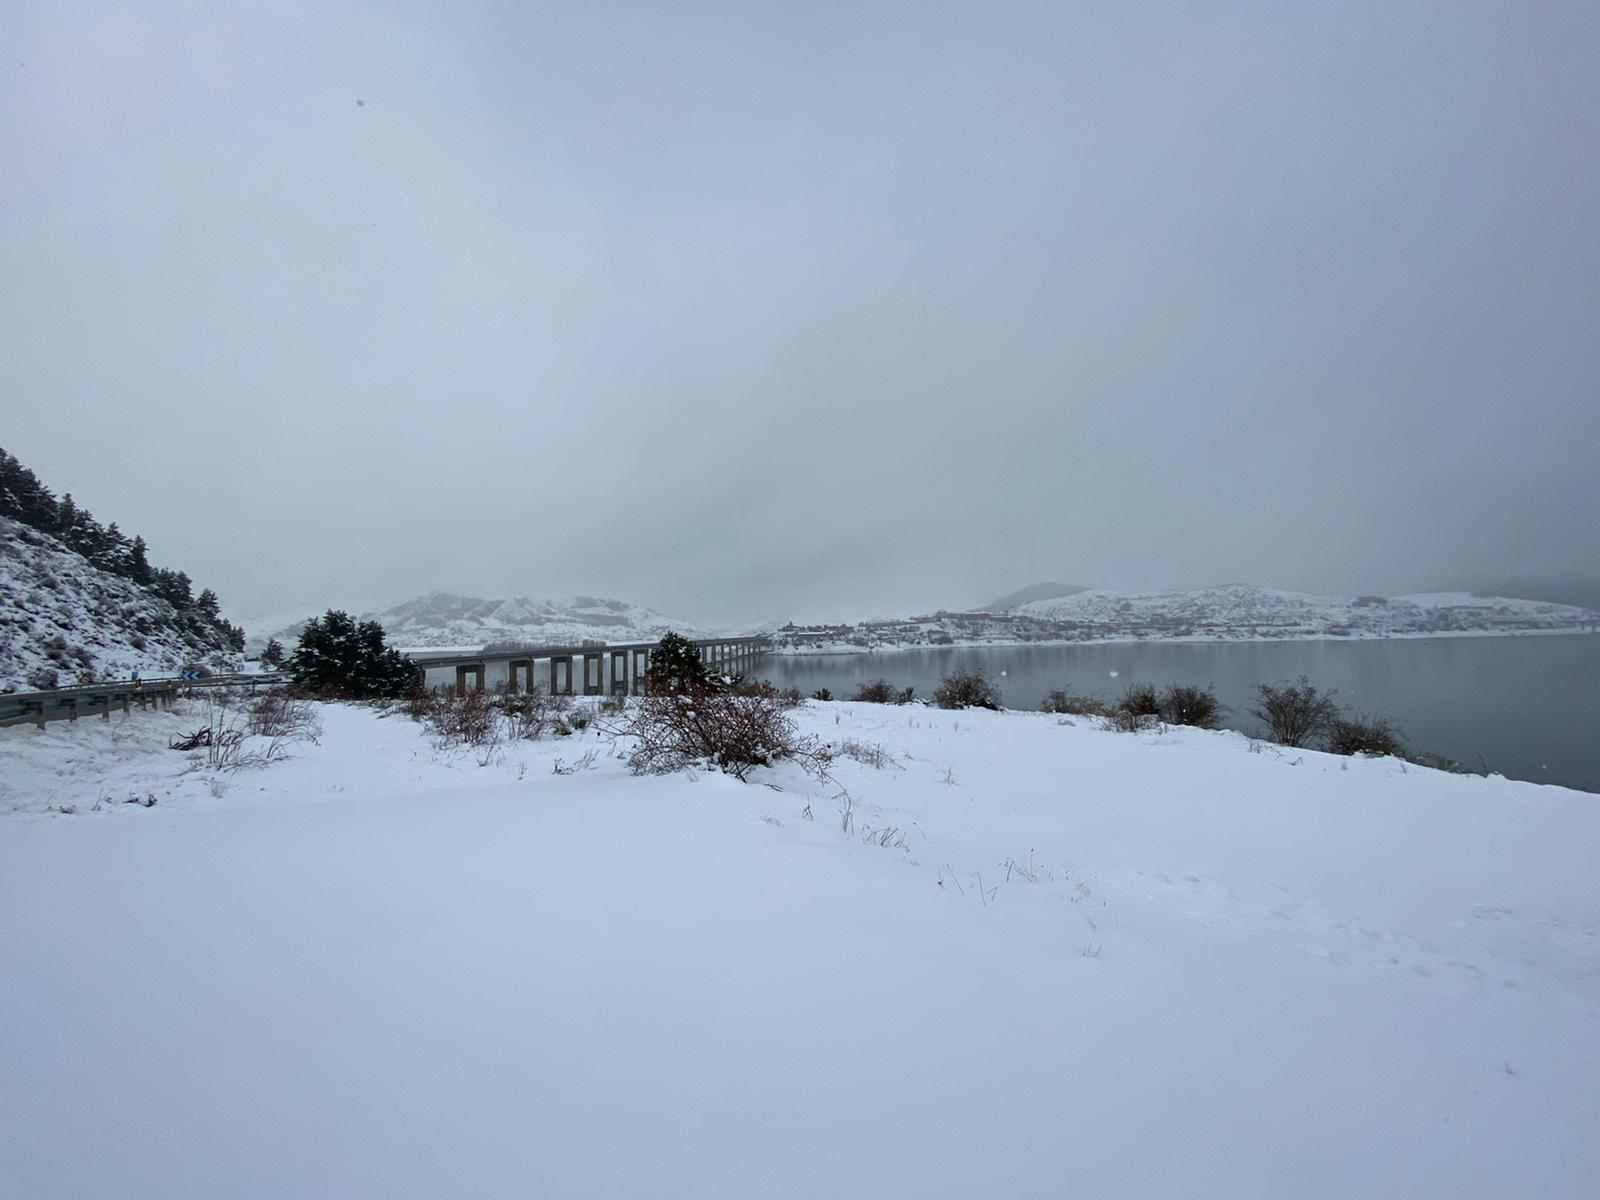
[427,688,502,750]
[1158,684,1222,728]
[501,687,574,739]
[851,679,899,704]
[933,670,1001,710]
[247,692,322,740]
[1251,676,1339,747]
[169,689,256,769]
[614,685,833,782]
[1041,689,1107,716]
[1326,713,1406,758]
[731,677,805,708]
[1103,706,1161,734]
[1101,682,1162,732]
[243,691,322,761]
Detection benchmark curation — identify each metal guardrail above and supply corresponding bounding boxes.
[0,673,288,730]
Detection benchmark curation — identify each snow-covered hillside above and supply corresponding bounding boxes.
[1018,584,1598,636]
[771,584,1598,652]
[256,590,711,651]
[3,699,1597,1196]
[0,517,243,691]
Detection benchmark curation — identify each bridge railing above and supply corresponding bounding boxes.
[0,673,288,730]
[406,636,772,697]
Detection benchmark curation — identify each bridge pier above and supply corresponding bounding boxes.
[609,651,628,696]
[456,664,485,693]
[508,659,536,694]
[582,652,603,696]
[550,656,573,696]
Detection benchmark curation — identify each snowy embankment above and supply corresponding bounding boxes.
[3,702,1598,1197]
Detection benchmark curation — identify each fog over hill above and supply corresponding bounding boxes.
[254,592,711,652]
[984,582,1090,612]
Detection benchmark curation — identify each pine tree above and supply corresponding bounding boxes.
[126,535,153,585]
[260,638,286,670]
[55,493,80,542]
[645,631,712,693]
[0,447,58,529]
[195,588,222,621]
[153,569,194,610]
[289,610,417,699]
[94,521,130,575]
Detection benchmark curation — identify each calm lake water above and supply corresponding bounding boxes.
[758,635,1600,793]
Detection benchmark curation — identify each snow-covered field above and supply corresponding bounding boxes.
[3,700,1597,1197]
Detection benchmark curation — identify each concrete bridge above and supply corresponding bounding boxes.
[407,636,769,696]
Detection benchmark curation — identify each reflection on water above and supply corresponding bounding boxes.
[756,635,1600,793]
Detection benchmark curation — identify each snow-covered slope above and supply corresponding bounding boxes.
[0,517,242,691]
[3,700,1596,1196]
[259,590,713,651]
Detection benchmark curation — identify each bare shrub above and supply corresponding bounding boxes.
[1101,683,1162,732]
[1251,676,1339,747]
[1117,682,1162,717]
[811,687,833,701]
[614,684,832,782]
[851,679,898,704]
[933,670,1001,710]
[1041,689,1107,716]
[170,689,254,769]
[730,678,804,708]
[1158,684,1222,728]
[245,692,322,760]
[247,692,322,740]
[427,689,502,750]
[1326,713,1406,758]
[1103,706,1160,733]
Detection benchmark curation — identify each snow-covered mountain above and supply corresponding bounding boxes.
[770,583,1598,652]
[1015,584,1598,637]
[260,591,713,651]
[0,517,244,691]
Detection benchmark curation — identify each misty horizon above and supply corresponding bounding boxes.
[5,2,1597,624]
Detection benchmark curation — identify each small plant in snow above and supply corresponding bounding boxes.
[836,738,902,769]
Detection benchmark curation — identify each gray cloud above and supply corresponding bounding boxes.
[4,1,1596,624]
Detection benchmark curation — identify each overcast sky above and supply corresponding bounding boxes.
[3,1,1596,623]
